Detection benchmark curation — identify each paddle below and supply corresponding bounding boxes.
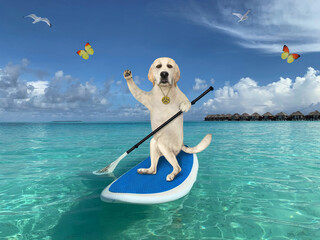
[93,86,214,175]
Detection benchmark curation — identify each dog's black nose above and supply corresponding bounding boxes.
[160,71,169,78]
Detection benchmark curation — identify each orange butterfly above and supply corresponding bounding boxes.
[281,45,300,63]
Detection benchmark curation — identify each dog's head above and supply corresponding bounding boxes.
[148,57,180,87]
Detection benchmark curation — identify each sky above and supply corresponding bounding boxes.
[1,0,320,122]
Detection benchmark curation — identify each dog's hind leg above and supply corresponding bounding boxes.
[137,138,160,175]
[158,144,181,181]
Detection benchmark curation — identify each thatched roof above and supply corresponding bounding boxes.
[232,113,240,118]
[205,114,216,120]
[263,112,274,117]
[308,110,320,116]
[241,113,250,117]
[296,111,304,115]
[226,114,232,118]
[251,112,261,117]
[291,111,304,116]
[275,112,288,116]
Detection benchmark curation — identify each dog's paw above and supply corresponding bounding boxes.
[166,172,178,182]
[166,167,181,181]
[166,174,175,181]
[179,101,191,112]
[137,168,157,175]
[123,69,132,80]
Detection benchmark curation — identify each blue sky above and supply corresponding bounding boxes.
[1,0,320,121]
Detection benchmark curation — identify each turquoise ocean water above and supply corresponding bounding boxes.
[0,121,320,240]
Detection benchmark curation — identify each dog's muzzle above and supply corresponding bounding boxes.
[160,71,169,84]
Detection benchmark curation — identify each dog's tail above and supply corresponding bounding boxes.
[182,134,212,154]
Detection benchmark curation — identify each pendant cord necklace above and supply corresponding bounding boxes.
[159,85,172,104]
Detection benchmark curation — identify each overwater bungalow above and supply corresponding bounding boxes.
[291,111,305,121]
[240,113,250,121]
[210,114,217,121]
[262,112,274,121]
[220,114,226,121]
[275,112,288,121]
[306,110,320,121]
[204,115,214,121]
[251,112,262,121]
[232,113,240,121]
[225,114,232,121]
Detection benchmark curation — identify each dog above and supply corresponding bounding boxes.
[124,57,212,181]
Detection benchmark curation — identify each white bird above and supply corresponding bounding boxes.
[232,9,251,22]
[24,14,52,27]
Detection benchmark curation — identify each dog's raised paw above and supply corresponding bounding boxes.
[123,69,132,79]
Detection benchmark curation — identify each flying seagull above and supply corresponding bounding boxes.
[232,9,251,22]
[24,14,52,27]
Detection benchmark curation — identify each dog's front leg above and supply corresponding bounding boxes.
[124,70,151,110]
[176,87,191,112]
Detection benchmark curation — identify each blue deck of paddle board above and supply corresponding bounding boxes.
[109,151,193,194]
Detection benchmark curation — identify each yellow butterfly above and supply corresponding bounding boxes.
[77,43,94,60]
[281,45,300,63]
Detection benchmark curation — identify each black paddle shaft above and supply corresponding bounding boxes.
[126,86,214,154]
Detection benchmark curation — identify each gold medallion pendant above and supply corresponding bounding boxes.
[159,85,171,105]
[162,96,170,104]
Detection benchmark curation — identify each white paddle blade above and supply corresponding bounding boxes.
[92,152,128,175]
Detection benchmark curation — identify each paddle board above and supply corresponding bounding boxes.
[100,150,198,204]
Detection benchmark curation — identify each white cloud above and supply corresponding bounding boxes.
[0,61,112,117]
[27,81,49,97]
[55,70,64,78]
[193,78,208,90]
[203,67,320,114]
[177,0,320,53]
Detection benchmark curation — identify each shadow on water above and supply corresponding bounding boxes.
[50,168,153,240]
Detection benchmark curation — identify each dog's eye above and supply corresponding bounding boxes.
[167,64,173,69]
[156,64,162,69]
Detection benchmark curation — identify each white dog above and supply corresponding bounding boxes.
[124,57,212,181]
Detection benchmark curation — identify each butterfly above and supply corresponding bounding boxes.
[281,45,300,63]
[77,43,94,60]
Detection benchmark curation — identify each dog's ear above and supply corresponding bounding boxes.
[148,65,155,86]
[174,63,180,87]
